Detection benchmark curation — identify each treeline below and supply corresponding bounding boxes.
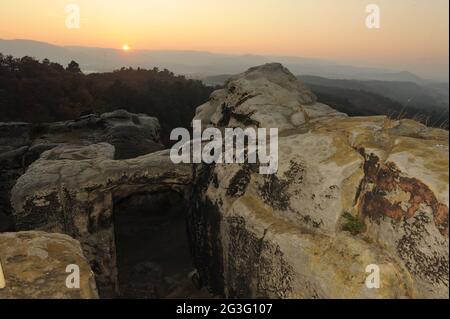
[0,54,214,141]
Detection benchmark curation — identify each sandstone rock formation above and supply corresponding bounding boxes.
[0,231,98,298]
[7,63,449,299]
[194,63,345,131]
[11,144,192,296]
[189,63,449,298]
[0,110,163,232]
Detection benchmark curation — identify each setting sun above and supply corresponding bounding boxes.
[122,44,130,51]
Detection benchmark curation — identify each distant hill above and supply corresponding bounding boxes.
[298,75,449,111]
[305,83,448,129]
[1,41,448,129]
[1,39,443,82]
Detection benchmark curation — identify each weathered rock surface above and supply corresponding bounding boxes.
[0,231,98,299]
[189,63,448,298]
[7,63,449,299]
[0,110,163,232]
[11,144,192,296]
[194,63,345,131]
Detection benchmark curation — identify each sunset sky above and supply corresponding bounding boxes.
[1,0,448,79]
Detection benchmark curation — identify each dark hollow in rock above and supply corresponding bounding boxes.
[113,191,212,299]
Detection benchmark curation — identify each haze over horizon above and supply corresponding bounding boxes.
[0,0,449,81]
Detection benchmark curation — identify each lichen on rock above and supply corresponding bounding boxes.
[7,63,449,299]
[188,63,449,298]
[0,231,98,299]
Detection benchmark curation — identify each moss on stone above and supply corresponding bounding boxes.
[341,212,365,235]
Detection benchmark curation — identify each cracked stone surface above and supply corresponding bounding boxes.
[0,231,98,299]
[188,63,449,299]
[8,63,449,299]
[1,111,166,298]
[11,145,192,296]
[0,110,163,232]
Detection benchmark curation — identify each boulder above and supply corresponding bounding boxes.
[0,110,163,232]
[11,144,193,296]
[36,109,163,159]
[193,63,345,131]
[0,231,98,299]
[188,64,449,298]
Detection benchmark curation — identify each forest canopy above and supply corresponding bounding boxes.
[0,54,214,141]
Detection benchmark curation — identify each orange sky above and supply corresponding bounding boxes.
[1,0,448,78]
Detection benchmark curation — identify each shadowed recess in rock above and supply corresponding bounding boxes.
[113,191,212,299]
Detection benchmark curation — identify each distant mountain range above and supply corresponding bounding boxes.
[300,75,449,128]
[0,39,441,83]
[298,75,449,111]
[1,38,448,128]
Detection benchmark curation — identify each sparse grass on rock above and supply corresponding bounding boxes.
[341,212,365,235]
